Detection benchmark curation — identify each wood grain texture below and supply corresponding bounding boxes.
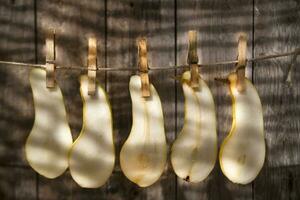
[106,0,176,199]
[0,0,299,199]
[38,170,107,200]
[0,1,37,199]
[0,166,36,200]
[176,0,253,199]
[0,0,35,167]
[253,0,300,199]
[38,171,72,200]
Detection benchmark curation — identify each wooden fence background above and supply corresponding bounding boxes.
[0,0,299,199]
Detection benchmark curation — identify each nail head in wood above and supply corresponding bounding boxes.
[236,34,247,92]
[87,37,97,96]
[46,30,56,88]
[187,31,199,88]
[137,38,150,97]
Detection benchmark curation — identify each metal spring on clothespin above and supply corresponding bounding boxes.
[46,30,56,88]
[187,30,200,89]
[236,34,247,92]
[87,37,97,96]
[137,37,151,98]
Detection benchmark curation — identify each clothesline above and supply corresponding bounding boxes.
[0,49,299,72]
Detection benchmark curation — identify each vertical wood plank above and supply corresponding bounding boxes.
[0,1,299,199]
[0,0,37,199]
[36,0,106,198]
[0,166,36,200]
[253,0,300,199]
[106,0,176,199]
[38,171,107,200]
[0,0,35,167]
[176,0,254,199]
[38,171,72,200]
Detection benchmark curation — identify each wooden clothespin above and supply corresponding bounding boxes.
[236,34,247,92]
[137,37,150,98]
[87,37,97,96]
[187,30,199,89]
[46,30,56,88]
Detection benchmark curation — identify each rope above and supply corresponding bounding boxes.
[0,49,299,72]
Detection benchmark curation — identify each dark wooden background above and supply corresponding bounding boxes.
[0,0,299,199]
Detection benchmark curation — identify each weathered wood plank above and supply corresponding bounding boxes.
[36,0,107,198]
[0,1,299,199]
[0,1,37,199]
[176,0,254,199]
[38,170,108,200]
[38,171,72,200]
[0,166,36,200]
[0,0,35,167]
[106,0,176,199]
[71,184,106,200]
[253,0,300,199]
